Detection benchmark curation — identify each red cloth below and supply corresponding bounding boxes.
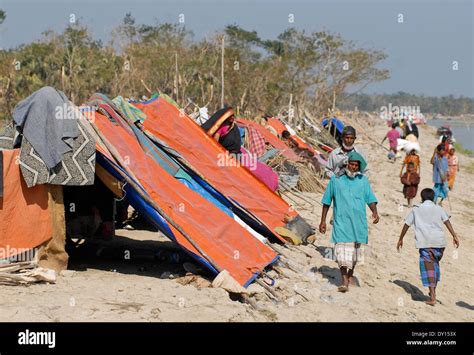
[247,126,266,157]
[400,171,420,199]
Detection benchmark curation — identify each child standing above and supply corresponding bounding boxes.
[447,146,459,190]
[397,188,460,306]
[382,123,401,161]
[400,162,420,207]
[400,149,421,176]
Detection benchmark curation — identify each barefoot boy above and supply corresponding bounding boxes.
[397,188,460,306]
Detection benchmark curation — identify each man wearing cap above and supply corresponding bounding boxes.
[325,126,367,178]
[319,151,379,292]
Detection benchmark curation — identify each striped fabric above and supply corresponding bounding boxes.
[113,96,147,123]
[419,248,445,287]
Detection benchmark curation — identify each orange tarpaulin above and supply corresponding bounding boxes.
[0,150,52,259]
[267,117,316,155]
[133,97,299,238]
[90,111,278,286]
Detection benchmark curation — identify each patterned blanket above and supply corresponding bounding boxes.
[19,119,96,187]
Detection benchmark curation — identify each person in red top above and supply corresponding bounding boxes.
[381,123,401,161]
[400,162,420,207]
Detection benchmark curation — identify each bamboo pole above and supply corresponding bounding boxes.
[221,35,225,108]
[174,52,179,103]
[288,94,293,125]
[255,279,281,301]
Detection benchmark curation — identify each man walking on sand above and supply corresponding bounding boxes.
[397,188,460,306]
[319,151,379,292]
[431,144,449,205]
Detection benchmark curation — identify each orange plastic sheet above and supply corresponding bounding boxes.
[133,97,299,237]
[90,111,278,286]
[0,149,52,259]
[237,118,300,161]
[267,117,316,154]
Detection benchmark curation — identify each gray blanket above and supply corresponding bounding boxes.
[13,86,79,169]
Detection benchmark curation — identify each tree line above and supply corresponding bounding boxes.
[338,92,474,116]
[0,11,390,128]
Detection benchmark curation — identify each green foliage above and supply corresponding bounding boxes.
[454,142,474,157]
[0,16,390,126]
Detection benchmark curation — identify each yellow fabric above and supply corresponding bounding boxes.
[95,164,124,198]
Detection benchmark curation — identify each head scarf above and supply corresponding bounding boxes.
[347,151,367,172]
[202,107,241,154]
[202,107,235,136]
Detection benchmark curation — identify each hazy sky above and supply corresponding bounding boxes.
[1,0,472,97]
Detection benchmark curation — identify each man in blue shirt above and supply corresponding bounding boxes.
[430,144,449,205]
[319,151,379,292]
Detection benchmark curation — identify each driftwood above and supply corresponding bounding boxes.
[0,261,36,273]
[0,262,56,286]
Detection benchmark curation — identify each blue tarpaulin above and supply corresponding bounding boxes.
[322,117,345,134]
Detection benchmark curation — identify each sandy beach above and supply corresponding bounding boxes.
[1,117,472,322]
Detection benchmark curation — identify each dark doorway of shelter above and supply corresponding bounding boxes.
[64,177,115,240]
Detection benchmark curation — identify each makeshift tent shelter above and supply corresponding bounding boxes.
[86,111,279,286]
[1,87,287,287]
[94,94,281,243]
[132,95,315,243]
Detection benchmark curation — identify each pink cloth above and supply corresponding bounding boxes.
[240,148,279,192]
[387,129,401,148]
[216,125,231,137]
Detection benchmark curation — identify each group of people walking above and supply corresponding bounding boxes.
[320,124,460,306]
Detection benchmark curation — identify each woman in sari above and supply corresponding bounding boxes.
[201,107,241,154]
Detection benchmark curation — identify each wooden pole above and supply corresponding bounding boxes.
[221,35,225,108]
[288,94,293,124]
[174,52,179,104]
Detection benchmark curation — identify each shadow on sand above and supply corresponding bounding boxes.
[456,301,474,311]
[392,280,430,302]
